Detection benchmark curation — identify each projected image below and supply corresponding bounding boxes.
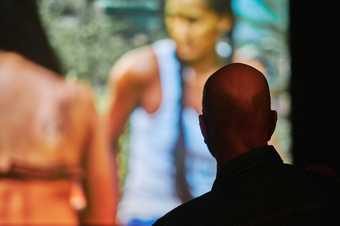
[38,0,290,225]
[232,0,291,163]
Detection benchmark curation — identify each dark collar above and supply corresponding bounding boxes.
[212,145,283,191]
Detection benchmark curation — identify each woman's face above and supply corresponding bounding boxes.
[165,0,231,64]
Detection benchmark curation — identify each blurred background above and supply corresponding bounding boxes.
[38,0,166,111]
[37,0,291,183]
[3,1,339,222]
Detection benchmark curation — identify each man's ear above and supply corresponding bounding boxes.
[199,114,208,143]
[267,110,277,141]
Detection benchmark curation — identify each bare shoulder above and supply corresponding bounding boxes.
[109,45,158,88]
[0,52,29,75]
[0,51,27,65]
[0,51,22,65]
[0,51,62,83]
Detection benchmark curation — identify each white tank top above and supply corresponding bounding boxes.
[117,39,216,224]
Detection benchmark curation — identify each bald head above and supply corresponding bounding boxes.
[200,63,277,161]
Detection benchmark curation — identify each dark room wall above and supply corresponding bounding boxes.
[290,1,339,174]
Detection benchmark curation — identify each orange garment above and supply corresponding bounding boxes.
[0,180,78,225]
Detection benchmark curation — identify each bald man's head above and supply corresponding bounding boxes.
[200,63,277,161]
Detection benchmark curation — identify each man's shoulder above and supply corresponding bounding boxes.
[153,192,214,226]
[269,163,340,210]
[281,163,338,186]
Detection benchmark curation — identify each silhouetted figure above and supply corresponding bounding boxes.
[153,63,339,226]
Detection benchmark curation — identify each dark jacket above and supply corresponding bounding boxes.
[153,146,339,226]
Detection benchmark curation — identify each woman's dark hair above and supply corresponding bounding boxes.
[0,0,63,74]
[204,0,233,17]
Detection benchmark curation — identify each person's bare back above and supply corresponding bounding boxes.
[0,53,94,170]
[0,52,114,225]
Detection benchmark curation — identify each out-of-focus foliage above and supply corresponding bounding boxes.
[38,0,129,90]
[38,0,165,111]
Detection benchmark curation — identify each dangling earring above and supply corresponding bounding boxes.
[215,35,232,59]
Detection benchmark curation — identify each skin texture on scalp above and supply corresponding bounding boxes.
[201,63,276,164]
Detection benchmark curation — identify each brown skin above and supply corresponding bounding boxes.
[0,52,117,225]
[199,63,277,167]
[106,0,232,145]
